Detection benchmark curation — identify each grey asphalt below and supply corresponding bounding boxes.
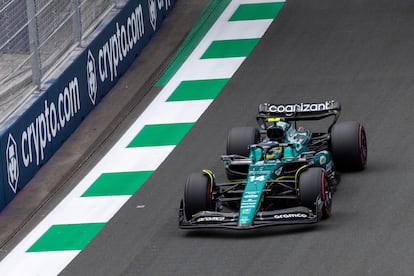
[4,0,414,275]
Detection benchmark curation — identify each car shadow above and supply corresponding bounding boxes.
[182,223,332,239]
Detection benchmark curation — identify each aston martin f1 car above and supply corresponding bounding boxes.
[178,100,367,230]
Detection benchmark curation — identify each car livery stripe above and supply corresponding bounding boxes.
[0,1,285,275]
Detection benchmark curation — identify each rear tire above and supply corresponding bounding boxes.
[184,172,214,220]
[226,127,260,156]
[330,121,367,171]
[226,127,260,180]
[299,167,332,219]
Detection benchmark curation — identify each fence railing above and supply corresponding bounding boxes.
[0,0,116,120]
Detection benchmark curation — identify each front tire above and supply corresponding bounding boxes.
[184,172,214,220]
[330,121,367,171]
[299,167,332,219]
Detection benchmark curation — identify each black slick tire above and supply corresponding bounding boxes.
[184,172,213,221]
[330,121,367,171]
[226,127,260,180]
[299,167,332,219]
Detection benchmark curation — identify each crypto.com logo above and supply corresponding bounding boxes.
[148,0,157,31]
[6,133,19,193]
[87,50,97,105]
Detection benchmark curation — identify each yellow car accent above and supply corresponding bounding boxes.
[294,165,309,189]
[267,117,281,123]
[202,169,215,192]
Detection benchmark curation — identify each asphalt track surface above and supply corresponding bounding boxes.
[4,0,414,275]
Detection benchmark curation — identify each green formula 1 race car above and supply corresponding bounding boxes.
[178,100,367,229]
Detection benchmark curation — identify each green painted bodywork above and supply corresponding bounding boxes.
[237,138,333,227]
[238,161,279,226]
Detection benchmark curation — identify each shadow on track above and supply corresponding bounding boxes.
[181,223,329,239]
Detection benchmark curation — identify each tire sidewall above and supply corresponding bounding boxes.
[226,127,260,157]
[330,121,367,171]
[184,172,212,220]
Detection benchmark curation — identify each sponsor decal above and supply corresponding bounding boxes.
[249,175,265,182]
[243,194,258,199]
[5,77,81,192]
[21,77,80,167]
[274,213,308,219]
[249,170,271,176]
[87,50,98,105]
[6,134,19,193]
[241,209,251,214]
[241,203,256,208]
[197,216,225,222]
[89,0,173,88]
[273,166,283,177]
[94,4,145,84]
[149,0,172,31]
[268,101,334,115]
[148,0,157,31]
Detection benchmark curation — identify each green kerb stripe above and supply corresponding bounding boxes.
[201,38,260,59]
[229,2,284,21]
[82,171,153,197]
[27,223,105,252]
[167,79,229,101]
[128,123,194,147]
[156,0,231,86]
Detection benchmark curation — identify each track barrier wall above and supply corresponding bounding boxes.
[0,0,176,211]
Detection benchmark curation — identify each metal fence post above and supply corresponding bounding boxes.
[26,0,41,88]
[72,0,82,45]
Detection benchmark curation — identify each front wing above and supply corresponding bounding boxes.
[178,204,320,230]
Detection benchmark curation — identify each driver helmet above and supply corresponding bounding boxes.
[266,146,283,160]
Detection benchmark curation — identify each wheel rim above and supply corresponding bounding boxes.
[359,125,368,166]
[321,171,332,217]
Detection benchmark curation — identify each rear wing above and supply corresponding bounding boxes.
[256,100,341,130]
